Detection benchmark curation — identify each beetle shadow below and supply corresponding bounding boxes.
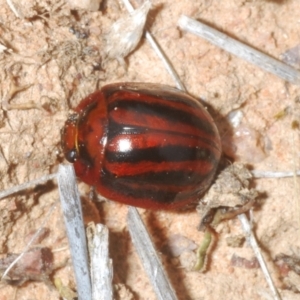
[143,210,194,299]
[81,194,102,224]
[108,230,135,290]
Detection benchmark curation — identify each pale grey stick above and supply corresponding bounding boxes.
[145,31,187,91]
[87,223,113,300]
[0,173,57,200]
[57,165,92,300]
[5,0,22,18]
[238,214,282,300]
[127,207,178,300]
[252,170,300,178]
[122,0,186,91]
[178,15,300,86]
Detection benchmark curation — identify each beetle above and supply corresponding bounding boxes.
[61,82,221,210]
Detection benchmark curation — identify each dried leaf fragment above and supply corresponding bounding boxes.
[104,0,151,65]
[197,162,258,217]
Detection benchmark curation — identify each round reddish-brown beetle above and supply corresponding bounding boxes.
[61,83,221,209]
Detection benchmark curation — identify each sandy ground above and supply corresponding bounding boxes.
[0,0,300,299]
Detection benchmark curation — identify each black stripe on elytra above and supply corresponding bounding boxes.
[103,169,212,186]
[107,120,219,155]
[108,121,149,138]
[107,120,220,152]
[142,89,202,110]
[105,145,218,164]
[108,99,216,137]
[101,170,205,204]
